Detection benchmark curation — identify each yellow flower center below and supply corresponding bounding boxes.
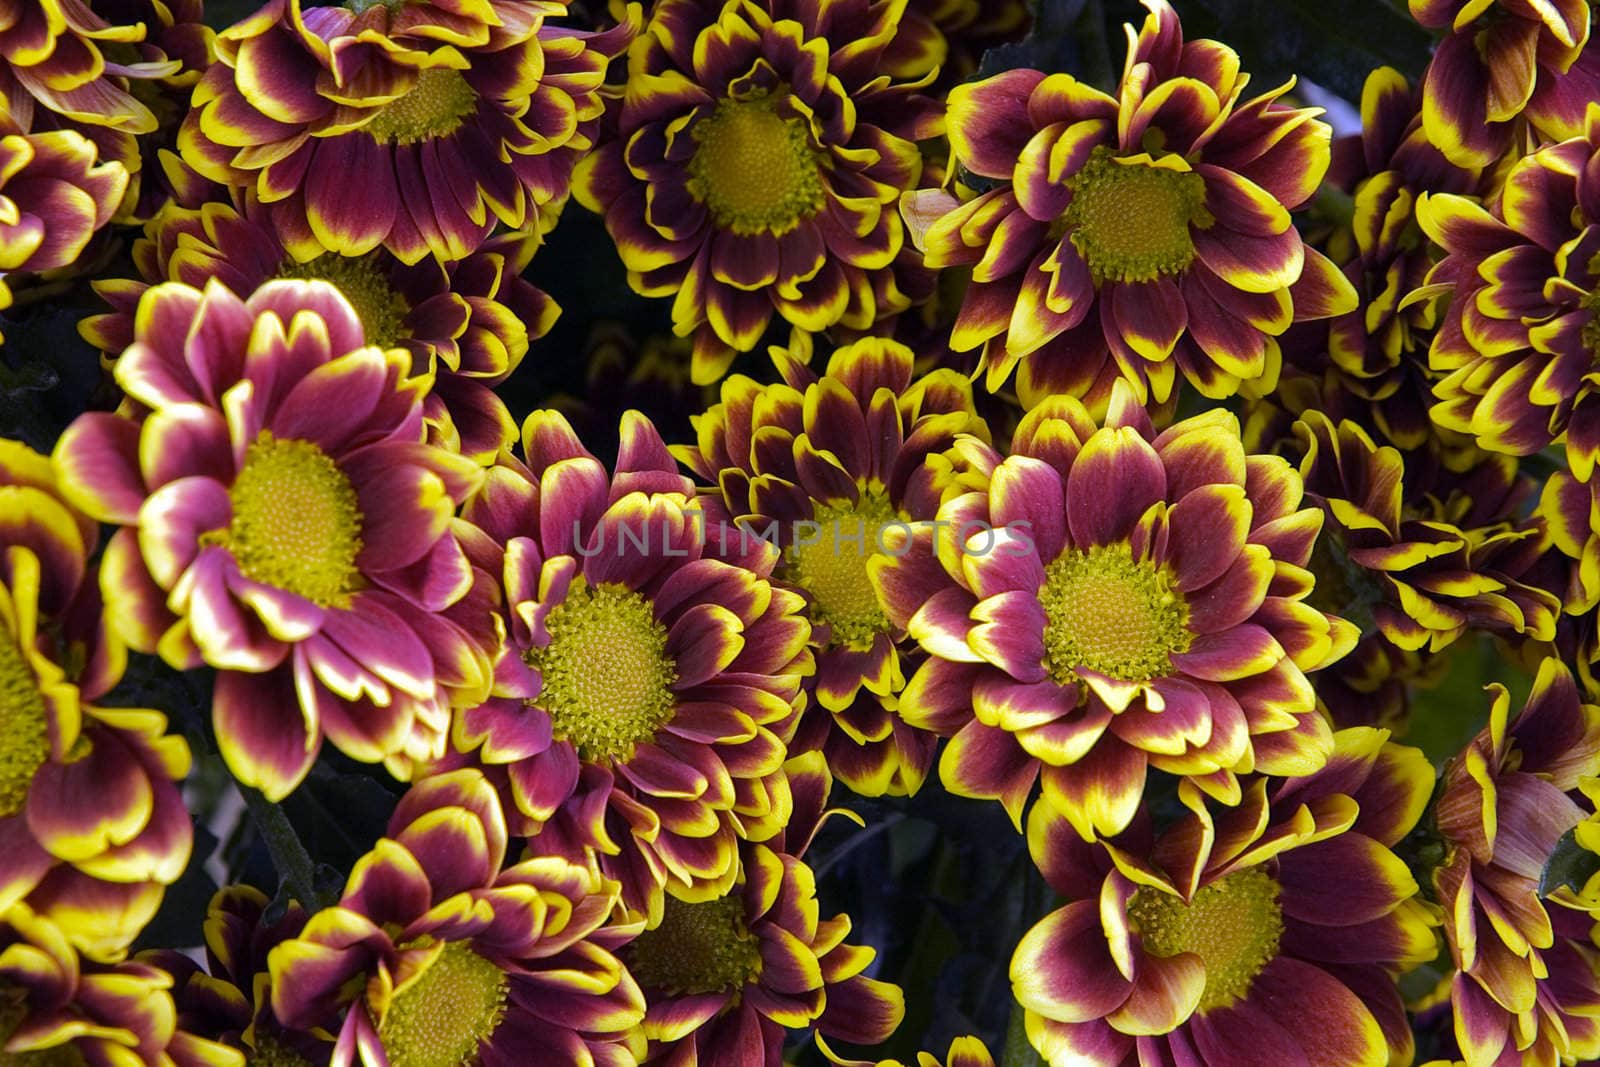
[375,941,508,1067]
[276,254,411,350]
[624,895,763,996]
[1127,868,1284,1013]
[246,1035,313,1067]
[783,492,898,650]
[526,582,679,763]
[0,985,87,1067]
[1038,544,1190,683]
[365,68,478,146]
[687,96,825,236]
[0,631,50,819]
[1064,148,1212,285]
[210,432,364,608]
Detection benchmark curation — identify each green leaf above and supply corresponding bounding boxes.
[1540,827,1600,898]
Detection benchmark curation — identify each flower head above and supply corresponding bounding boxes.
[903,0,1355,409]
[54,279,494,800]
[179,0,634,264]
[269,769,646,1067]
[0,123,126,337]
[1012,728,1437,1066]
[1420,109,1600,480]
[1294,411,1558,653]
[82,190,557,462]
[1430,658,1600,1066]
[674,336,988,796]
[0,902,242,1067]
[0,439,195,963]
[445,408,812,919]
[1411,0,1597,167]
[573,0,940,383]
[626,753,904,1064]
[875,381,1355,837]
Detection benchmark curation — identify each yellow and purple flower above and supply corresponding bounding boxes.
[53,279,494,801]
[1294,411,1559,653]
[81,190,557,463]
[0,902,242,1067]
[1430,658,1600,1066]
[268,769,646,1067]
[178,0,634,265]
[903,0,1355,410]
[0,439,195,964]
[1411,0,1597,167]
[674,336,987,797]
[446,408,811,919]
[147,885,333,1066]
[1419,108,1600,480]
[874,382,1355,837]
[1286,67,1483,452]
[1012,728,1437,1066]
[572,0,941,383]
[0,122,126,336]
[824,1034,997,1067]
[625,754,904,1065]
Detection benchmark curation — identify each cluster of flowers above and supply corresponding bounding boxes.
[2,0,1600,1063]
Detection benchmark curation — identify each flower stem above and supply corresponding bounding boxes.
[244,786,320,910]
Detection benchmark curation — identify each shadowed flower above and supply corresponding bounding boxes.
[146,885,332,1066]
[1285,67,1482,452]
[178,0,634,265]
[53,279,495,801]
[0,121,126,338]
[572,0,941,383]
[626,753,904,1066]
[824,1034,997,1067]
[0,439,195,964]
[443,408,811,920]
[1410,0,1597,167]
[1419,108,1600,480]
[1294,410,1559,653]
[874,380,1355,838]
[268,769,646,1067]
[1538,467,1600,615]
[1012,727,1437,1066]
[81,190,557,463]
[0,0,182,145]
[1430,658,1600,1067]
[902,0,1355,410]
[0,902,243,1067]
[888,0,1030,87]
[673,336,988,797]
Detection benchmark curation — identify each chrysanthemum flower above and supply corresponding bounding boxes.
[889,0,1030,86]
[1538,468,1600,614]
[445,408,810,919]
[81,190,556,463]
[0,902,243,1067]
[147,885,332,1066]
[1294,411,1559,652]
[0,439,196,964]
[1012,727,1437,1066]
[53,279,494,801]
[674,336,987,797]
[0,0,181,143]
[91,0,214,222]
[1287,67,1482,452]
[269,769,645,1067]
[552,324,710,459]
[625,753,904,1065]
[1430,658,1600,1066]
[1411,0,1598,168]
[572,0,941,384]
[0,122,126,336]
[178,0,634,265]
[874,381,1354,837]
[902,0,1355,410]
[1419,109,1600,479]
